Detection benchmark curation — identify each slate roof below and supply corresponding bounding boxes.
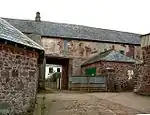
[0,18,44,50]
[2,18,140,45]
[82,49,137,66]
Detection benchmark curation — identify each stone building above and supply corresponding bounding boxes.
[81,49,137,91]
[134,34,150,95]
[2,12,142,90]
[0,18,44,114]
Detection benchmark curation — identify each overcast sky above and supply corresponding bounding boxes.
[1,0,150,34]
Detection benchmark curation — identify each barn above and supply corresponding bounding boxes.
[2,12,142,90]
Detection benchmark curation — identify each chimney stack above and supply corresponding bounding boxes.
[111,45,115,50]
[35,12,41,22]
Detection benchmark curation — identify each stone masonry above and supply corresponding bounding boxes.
[135,46,150,95]
[0,44,39,115]
[82,61,135,91]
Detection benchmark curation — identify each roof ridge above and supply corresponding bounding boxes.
[2,17,140,45]
[82,49,137,66]
[82,49,113,66]
[111,50,137,61]
[1,17,140,35]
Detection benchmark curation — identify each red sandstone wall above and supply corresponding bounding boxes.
[82,61,135,91]
[135,46,150,95]
[0,44,39,114]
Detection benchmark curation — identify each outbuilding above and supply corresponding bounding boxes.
[0,18,44,114]
[81,49,137,91]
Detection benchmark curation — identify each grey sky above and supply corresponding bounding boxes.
[1,0,150,34]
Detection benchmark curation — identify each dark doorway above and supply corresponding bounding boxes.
[46,56,69,90]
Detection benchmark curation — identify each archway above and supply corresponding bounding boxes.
[45,56,69,90]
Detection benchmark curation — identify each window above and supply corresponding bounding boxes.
[49,67,53,73]
[120,50,124,55]
[57,68,60,72]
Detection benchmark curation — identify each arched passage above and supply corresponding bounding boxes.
[46,56,69,90]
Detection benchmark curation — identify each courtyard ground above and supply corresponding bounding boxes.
[34,91,150,115]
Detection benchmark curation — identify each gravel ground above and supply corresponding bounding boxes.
[40,93,142,115]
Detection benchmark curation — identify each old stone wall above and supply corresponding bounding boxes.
[0,44,39,114]
[134,63,143,88]
[25,33,46,90]
[82,61,135,91]
[135,46,150,95]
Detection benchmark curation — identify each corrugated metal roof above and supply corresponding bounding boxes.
[0,18,44,50]
[82,49,136,66]
[3,18,140,45]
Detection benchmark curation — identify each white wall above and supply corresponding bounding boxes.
[45,64,62,78]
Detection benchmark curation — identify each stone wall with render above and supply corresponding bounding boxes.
[0,44,39,114]
[42,37,142,76]
[72,58,88,76]
[81,61,135,91]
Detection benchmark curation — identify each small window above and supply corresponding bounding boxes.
[49,68,53,73]
[57,68,60,72]
[120,50,124,55]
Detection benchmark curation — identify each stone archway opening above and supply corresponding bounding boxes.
[45,56,69,90]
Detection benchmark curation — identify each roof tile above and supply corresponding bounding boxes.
[3,18,140,45]
[0,18,44,50]
[82,49,137,66]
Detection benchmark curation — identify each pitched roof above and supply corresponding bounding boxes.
[0,18,44,50]
[82,49,137,66]
[2,18,140,45]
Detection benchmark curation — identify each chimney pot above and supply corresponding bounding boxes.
[35,12,41,22]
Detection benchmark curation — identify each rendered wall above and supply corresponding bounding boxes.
[42,37,142,76]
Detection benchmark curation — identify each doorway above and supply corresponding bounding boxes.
[45,56,69,90]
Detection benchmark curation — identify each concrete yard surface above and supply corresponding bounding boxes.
[35,91,150,115]
[88,92,150,113]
